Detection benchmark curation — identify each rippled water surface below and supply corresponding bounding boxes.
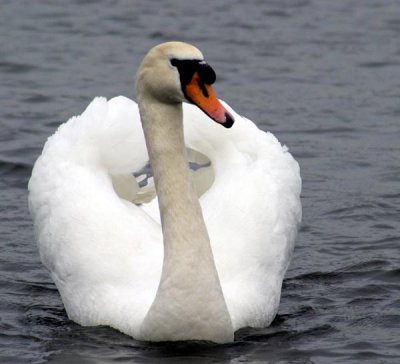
[1,1,400,363]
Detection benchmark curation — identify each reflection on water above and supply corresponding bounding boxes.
[1,0,400,363]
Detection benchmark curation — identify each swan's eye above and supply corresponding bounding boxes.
[170,58,179,67]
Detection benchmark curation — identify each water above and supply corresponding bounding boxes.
[1,0,399,362]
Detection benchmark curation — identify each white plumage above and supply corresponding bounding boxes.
[29,42,301,343]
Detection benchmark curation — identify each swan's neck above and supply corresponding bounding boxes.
[138,99,233,343]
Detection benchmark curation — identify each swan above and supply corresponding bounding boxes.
[28,42,301,343]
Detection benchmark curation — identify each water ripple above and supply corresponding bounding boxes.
[1,0,400,363]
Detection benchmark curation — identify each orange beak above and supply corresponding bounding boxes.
[184,72,234,128]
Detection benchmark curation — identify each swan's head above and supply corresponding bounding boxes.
[136,42,234,128]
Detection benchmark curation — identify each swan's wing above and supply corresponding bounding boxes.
[182,101,302,330]
[100,96,149,174]
[28,96,163,336]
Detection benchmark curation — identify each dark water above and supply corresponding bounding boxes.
[1,0,399,363]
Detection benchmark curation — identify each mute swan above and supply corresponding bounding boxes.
[28,42,301,343]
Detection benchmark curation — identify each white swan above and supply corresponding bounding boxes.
[28,42,301,343]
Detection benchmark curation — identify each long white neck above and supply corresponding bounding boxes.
[138,97,233,343]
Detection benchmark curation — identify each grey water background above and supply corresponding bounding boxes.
[1,0,399,362]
